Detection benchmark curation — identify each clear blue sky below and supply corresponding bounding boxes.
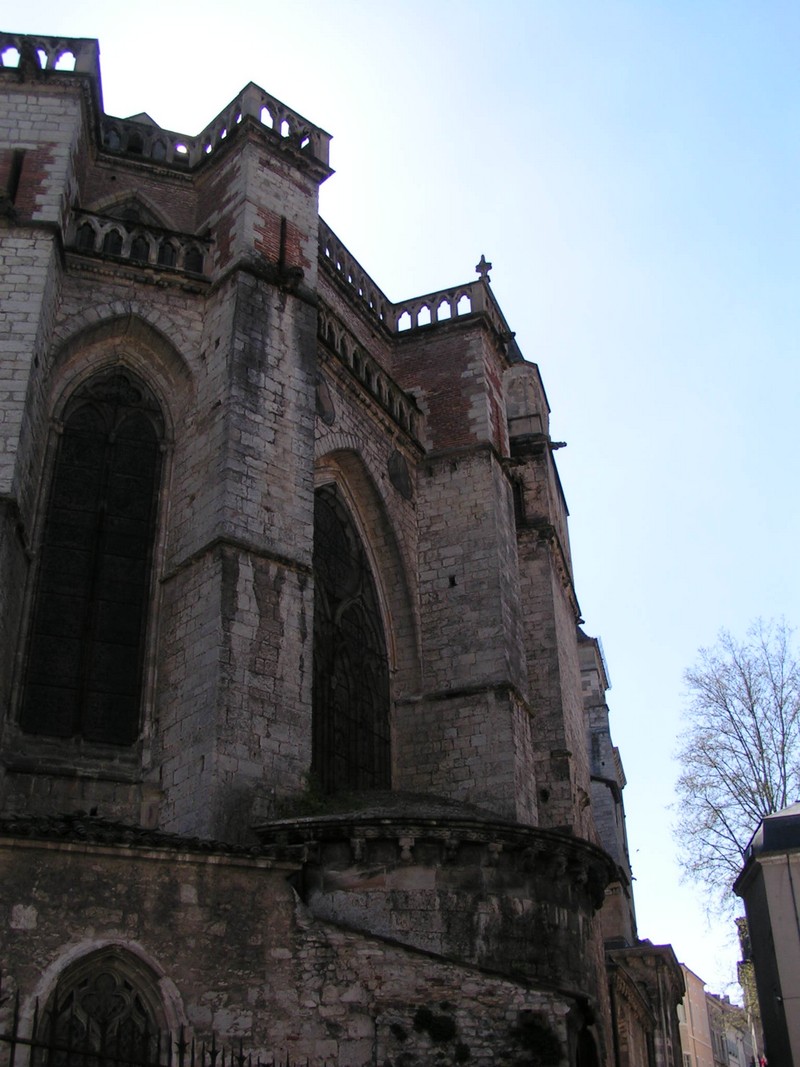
[12,0,800,995]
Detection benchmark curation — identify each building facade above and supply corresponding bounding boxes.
[0,32,682,1067]
[735,803,800,1067]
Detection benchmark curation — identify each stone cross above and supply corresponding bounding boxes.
[475,254,492,283]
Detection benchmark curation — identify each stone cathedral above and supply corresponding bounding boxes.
[0,33,684,1067]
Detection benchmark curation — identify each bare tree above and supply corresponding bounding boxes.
[675,619,800,910]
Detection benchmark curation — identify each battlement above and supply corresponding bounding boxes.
[100,82,331,171]
[319,218,519,347]
[0,31,99,77]
[0,32,332,173]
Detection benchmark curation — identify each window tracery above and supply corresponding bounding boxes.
[20,368,164,746]
[312,485,390,792]
[37,951,164,1067]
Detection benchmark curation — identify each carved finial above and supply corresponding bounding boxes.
[475,254,492,283]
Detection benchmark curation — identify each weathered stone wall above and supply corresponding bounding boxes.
[0,77,83,737]
[394,686,536,819]
[295,819,611,992]
[0,832,604,1067]
[511,419,595,839]
[0,279,203,825]
[0,53,325,841]
[580,632,639,946]
[313,354,422,695]
[608,964,656,1067]
[314,277,535,821]
[152,265,318,838]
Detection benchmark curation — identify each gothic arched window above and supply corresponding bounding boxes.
[38,949,165,1066]
[102,229,123,256]
[75,223,95,253]
[183,245,204,274]
[20,368,164,746]
[130,235,150,263]
[312,485,390,793]
[157,241,176,268]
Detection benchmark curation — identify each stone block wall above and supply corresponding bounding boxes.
[0,85,85,231]
[416,448,525,694]
[0,80,79,736]
[394,686,536,820]
[393,318,501,454]
[0,830,606,1067]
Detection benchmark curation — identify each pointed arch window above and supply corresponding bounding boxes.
[20,368,164,746]
[312,485,390,792]
[37,949,166,1066]
[102,229,123,256]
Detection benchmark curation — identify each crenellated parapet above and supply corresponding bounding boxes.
[100,82,331,172]
[393,278,514,343]
[318,301,423,440]
[319,220,394,325]
[319,218,520,350]
[1,35,331,176]
[0,32,100,77]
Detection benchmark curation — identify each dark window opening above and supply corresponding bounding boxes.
[130,235,149,263]
[512,478,526,527]
[102,229,123,256]
[157,241,176,268]
[312,485,390,793]
[6,149,25,203]
[183,246,204,274]
[20,368,164,746]
[75,223,95,252]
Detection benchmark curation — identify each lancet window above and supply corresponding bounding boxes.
[312,484,390,792]
[20,367,164,746]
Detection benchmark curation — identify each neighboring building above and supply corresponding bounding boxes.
[706,993,753,1067]
[735,802,800,1067]
[607,942,685,1067]
[0,31,683,1067]
[678,971,754,1067]
[679,967,714,1067]
[735,918,765,1064]
[581,632,685,1067]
